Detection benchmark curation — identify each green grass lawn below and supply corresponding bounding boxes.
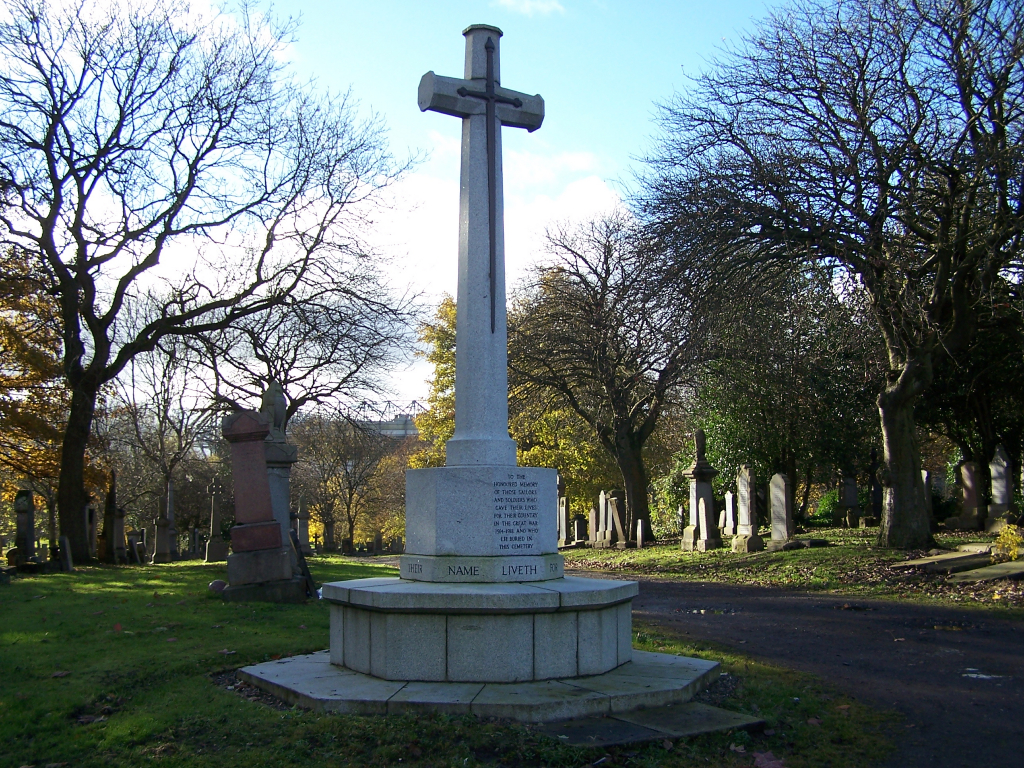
[563,527,1024,615]
[1,557,892,767]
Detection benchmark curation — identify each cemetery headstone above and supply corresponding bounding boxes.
[165,482,178,558]
[151,496,173,564]
[14,490,36,566]
[947,462,983,530]
[609,489,628,549]
[681,429,721,551]
[295,494,313,555]
[921,470,933,522]
[986,446,1015,532]
[571,515,587,545]
[732,465,764,552]
[262,381,300,563]
[205,476,229,562]
[112,506,127,564]
[839,472,860,528]
[222,410,306,603]
[87,505,98,559]
[721,490,737,536]
[57,535,74,572]
[867,448,883,524]
[587,505,598,546]
[373,532,383,555]
[766,473,793,551]
[557,475,571,547]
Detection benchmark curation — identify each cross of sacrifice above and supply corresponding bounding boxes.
[418,25,544,468]
[419,25,543,331]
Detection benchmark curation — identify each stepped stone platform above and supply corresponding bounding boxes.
[238,649,721,723]
[323,577,638,682]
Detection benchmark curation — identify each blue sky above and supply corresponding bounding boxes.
[265,0,786,401]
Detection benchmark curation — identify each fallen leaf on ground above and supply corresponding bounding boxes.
[807,718,821,725]
[51,671,70,678]
[218,649,236,655]
[152,627,167,632]
[166,638,177,642]
[176,600,186,605]
[212,625,222,628]
[763,728,776,736]
[45,762,69,767]
[298,625,307,629]
[77,715,107,725]
[729,743,746,752]
[113,623,122,632]
[153,592,160,598]
[91,611,104,615]
[754,751,786,768]
[836,705,850,710]
[661,739,673,750]
[270,654,282,660]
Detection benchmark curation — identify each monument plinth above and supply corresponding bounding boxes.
[241,25,718,720]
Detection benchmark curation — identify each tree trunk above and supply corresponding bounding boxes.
[877,362,935,549]
[57,384,99,563]
[614,439,654,542]
[323,519,336,551]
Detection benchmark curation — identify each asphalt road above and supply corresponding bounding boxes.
[612,576,1023,768]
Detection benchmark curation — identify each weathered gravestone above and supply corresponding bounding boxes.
[839,472,860,528]
[205,477,229,562]
[720,491,737,537]
[557,475,572,547]
[295,494,313,556]
[262,382,299,561]
[863,449,882,527]
[222,410,305,603]
[921,470,933,522]
[732,465,764,553]
[57,535,74,573]
[682,430,721,551]
[947,462,984,530]
[315,26,644,699]
[766,473,793,551]
[986,445,1015,532]
[609,489,629,549]
[572,515,587,545]
[112,506,127,564]
[151,496,174,564]
[14,490,36,567]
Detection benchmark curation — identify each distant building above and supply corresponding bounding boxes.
[360,413,419,439]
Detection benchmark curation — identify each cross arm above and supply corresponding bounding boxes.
[418,72,545,132]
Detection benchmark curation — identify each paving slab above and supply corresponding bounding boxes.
[238,648,718,723]
[532,702,764,746]
[614,701,764,738]
[923,554,992,574]
[892,551,981,569]
[946,559,1024,583]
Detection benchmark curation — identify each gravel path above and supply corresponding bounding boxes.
[606,575,1022,768]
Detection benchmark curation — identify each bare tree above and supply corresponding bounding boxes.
[644,0,1024,547]
[0,0,404,560]
[104,337,217,536]
[290,408,396,549]
[195,277,417,426]
[508,213,700,542]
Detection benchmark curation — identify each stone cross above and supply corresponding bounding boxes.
[419,25,543,468]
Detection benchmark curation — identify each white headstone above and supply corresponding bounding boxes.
[769,473,791,542]
[990,445,1012,509]
[722,491,736,536]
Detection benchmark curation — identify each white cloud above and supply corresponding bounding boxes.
[493,0,566,17]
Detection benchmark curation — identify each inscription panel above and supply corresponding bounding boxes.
[492,470,541,554]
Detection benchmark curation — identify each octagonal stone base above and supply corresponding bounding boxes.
[238,649,720,723]
[321,576,638,683]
